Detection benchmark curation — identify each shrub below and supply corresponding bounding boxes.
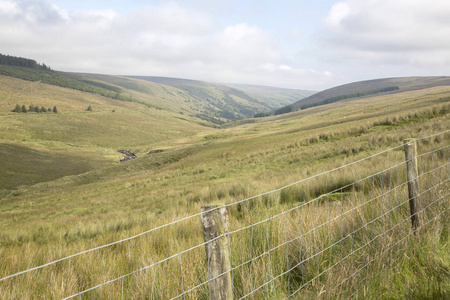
[12,104,21,112]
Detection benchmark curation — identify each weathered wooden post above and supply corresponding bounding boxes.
[201,204,233,300]
[404,139,420,231]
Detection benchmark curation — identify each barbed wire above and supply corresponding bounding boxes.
[346,194,449,299]
[1,130,448,299]
[287,185,449,299]
[65,144,448,299]
[245,179,449,299]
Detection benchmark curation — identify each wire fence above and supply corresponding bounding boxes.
[1,130,449,299]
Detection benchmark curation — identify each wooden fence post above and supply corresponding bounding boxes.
[404,139,420,231]
[201,204,233,300]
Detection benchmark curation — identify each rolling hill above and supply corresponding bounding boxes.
[281,76,450,113]
[0,54,313,124]
[0,55,449,298]
[124,75,312,122]
[60,72,313,124]
[221,83,315,109]
[1,74,448,298]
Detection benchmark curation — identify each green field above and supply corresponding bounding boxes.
[0,72,449,299]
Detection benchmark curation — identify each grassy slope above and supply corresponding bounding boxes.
[0,75,208,195]
[0,64,312,124]
[222,83,316,108]
[124,75,312,120]
[290,76,450,111]
[0,78,448,298]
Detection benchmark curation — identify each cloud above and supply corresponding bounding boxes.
[322,0,450,67]
[0,0,331,89]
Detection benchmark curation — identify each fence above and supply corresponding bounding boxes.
[1,131,449,299]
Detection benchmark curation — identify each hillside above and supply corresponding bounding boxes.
[283,76,450,113]
[0,57,309,194]
[0,74,208,195]
[222,83,315,109]
[0,77,448,298]
[0,54,311,124]
[0,59,448,298]
[125,76,311,122]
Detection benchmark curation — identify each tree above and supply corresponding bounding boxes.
[47,107,52,112]
[29,104,35,112]
[12,104,21,112]
[34,106,40,113]
[21,105,27,113]
[41,106,47,112]
[53,106,58,113]
[86,105,93,111]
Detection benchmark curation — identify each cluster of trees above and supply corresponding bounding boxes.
[253,112,270,118]
[300,86,400,110]
[274,105,294,115]
[0,53,51,71]
[12,104,58,113]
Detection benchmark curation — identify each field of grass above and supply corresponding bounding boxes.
[0,75,208,196]
[0,76,448,298]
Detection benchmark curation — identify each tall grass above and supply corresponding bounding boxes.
[0,83,449,298]
[0,131,447,299]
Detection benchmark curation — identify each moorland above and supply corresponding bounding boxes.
[0,55,448,299]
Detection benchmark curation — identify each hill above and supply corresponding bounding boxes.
[221,83,315,110]
[0,74,207,195]
[0,54,311,124]
[0,68,449,298]
[281,76,450,113]
[125,75,311,122]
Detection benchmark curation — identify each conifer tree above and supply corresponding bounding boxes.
[12,104,21,112]
[21,105,27,113]
[86,105,93,111]
[53,106,58,113]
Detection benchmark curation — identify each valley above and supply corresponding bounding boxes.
[0,63,448,298]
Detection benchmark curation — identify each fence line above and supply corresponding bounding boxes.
[65,136,448,299]
[1,130,448,299]
[0,132,429,284]
[232,176,449,299]
[288,184,449,299]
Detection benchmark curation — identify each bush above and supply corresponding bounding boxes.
[12,104,21,112]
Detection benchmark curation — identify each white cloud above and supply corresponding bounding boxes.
[323,0,450,67]
[326,2,351,28]
[0,0,333,89]
[0,0,19,14]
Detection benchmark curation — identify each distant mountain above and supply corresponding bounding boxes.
[125,76,312,123]
[284,76,450,114]
[221,83,315,109]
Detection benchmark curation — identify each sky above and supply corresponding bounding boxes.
[1,0,450,91]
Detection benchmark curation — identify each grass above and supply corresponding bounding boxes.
[0,76,449,298]
[0,143,113,193]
